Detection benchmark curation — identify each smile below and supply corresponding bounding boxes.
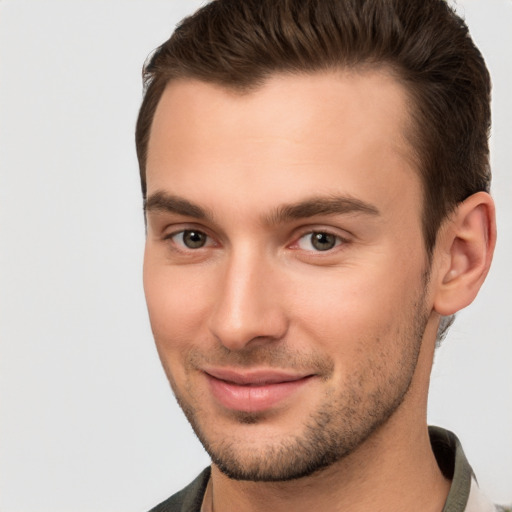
[203,368,314,413]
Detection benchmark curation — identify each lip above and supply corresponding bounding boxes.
[203,368,314,413]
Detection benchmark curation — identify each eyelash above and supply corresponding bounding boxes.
[164,227,349,254]
[164,229,216,251]
[293,230,348,252]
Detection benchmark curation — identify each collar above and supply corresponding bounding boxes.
[429,426,495,512]
[200,427,495,512]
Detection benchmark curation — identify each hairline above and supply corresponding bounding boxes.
[142,63,432,251]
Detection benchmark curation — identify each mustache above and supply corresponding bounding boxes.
[186,343,335,377]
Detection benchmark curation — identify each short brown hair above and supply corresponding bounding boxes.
[136,0,491,254]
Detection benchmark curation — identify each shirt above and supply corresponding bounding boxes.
[148,427,510,512]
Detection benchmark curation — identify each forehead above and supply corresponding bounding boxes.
[146,70,421,220]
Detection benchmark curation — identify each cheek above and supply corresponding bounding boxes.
[287,260,422,355]
[143,255,213,359]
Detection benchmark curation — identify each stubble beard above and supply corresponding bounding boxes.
[162,290,430,483]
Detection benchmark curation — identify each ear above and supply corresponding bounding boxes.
[433,192,496,316]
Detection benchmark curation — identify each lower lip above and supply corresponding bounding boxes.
[206,374,312,413]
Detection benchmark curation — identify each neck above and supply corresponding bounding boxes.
[210,421,449,512]
[210,324,450,512]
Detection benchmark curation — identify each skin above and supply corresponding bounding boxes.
[143,70,495,512]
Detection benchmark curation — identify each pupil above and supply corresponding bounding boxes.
[183,230,206,248]
[312,232,336,251]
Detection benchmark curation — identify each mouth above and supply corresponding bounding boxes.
[203,368,315,413]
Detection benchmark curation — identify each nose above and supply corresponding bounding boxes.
[208,247,289,351]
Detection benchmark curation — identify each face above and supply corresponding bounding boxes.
[143,71,435,481]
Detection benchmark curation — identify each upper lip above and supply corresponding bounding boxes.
[203,367,313,385]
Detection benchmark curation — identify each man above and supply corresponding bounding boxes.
[136,1,506,511]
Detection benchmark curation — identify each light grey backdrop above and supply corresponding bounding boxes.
[0,1,510,511]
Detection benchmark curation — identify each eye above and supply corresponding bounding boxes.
[296,231,342,251]
[170,229,210,249]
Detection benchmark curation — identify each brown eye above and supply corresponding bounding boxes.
[297,231,340,251]
[173,230,208,249]
[311,232,337,251]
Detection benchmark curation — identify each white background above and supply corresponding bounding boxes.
[0,1,510,511]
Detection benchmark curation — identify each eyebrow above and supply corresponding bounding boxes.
[264,196,380,225]
[144,191,380,224]
[144,191,212,220]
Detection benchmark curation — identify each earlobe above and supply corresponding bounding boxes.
[433,192,496,316]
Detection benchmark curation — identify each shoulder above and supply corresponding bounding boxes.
[428,427,509,512]
[147,467,211,512]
